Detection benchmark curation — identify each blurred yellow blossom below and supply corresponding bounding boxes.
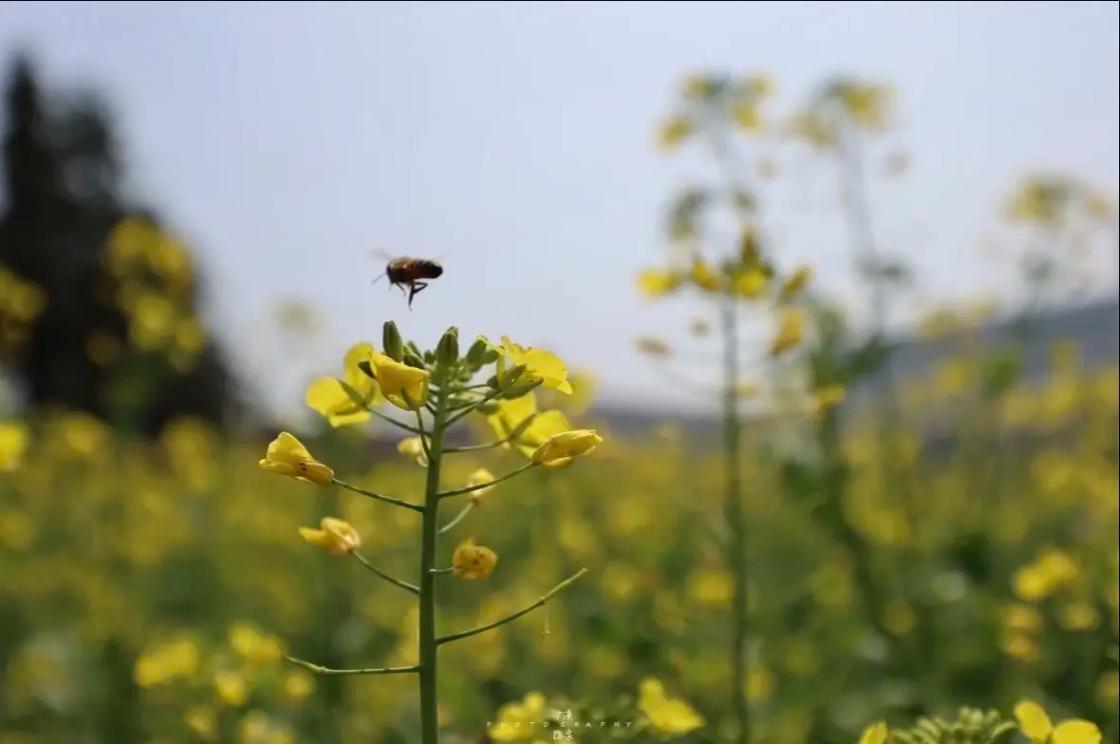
[1013,548,1079,601]
[638,268,683,298]
[858,721,889,744]
[397,436,428,467]
[490,691,547,742]
[229,623,284,664]
[214,670,248,707]
[299,517,361,556]
[811,384,847,415]
[769,308,806,356]
[185,706,217,740]
[465,467,496,504]
[258,432,333,486]
[0,422,29,473]
[452,538,498,580]
[781,265,812,299]
[638,677,704,735]
[657,115,693,152]
[735,269,768,298]
[282,670,314,703]
[690,260,721,292]
[134,635,200,687]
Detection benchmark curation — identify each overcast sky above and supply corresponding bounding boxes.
[2,1,1118,414]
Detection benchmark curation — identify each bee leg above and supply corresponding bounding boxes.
[407,282,429,308]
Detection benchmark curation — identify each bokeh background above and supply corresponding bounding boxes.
[0,3,1117,743]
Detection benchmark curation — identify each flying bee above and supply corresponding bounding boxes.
[374,256,444,308]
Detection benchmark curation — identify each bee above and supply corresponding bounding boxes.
[376,256,444,307]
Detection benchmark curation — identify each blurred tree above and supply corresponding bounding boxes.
[0,54,238,435]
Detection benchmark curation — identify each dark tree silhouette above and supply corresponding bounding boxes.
[0,54,238,435]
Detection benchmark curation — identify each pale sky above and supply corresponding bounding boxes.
[2,1,1118,414]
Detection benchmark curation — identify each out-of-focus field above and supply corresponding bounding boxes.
[1,331,1116,742]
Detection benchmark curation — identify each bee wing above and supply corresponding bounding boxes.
[369,247,394,262]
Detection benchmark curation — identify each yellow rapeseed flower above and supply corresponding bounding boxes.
[258,432,333,486]
[298,517,362,555]
[857,721,889,744]
[811,384,847,415]
[0,422,29,473]
[133,635,200,687]
[368,351,430,410]
[638,268,683,298]
[486,336,572,395]
[306,342,384,427]
[1014,700,1101,744]
[452,538,498,580]
[214,669,248,707]
[769,308,806,356]
[465,467,496,504]
[781,265,812,299]
[690,260,722,292]
[736,269,768,298]
[486,393,540,444]
[532,429,603,469]
[657,114,693,152]
[637,677,704,735]
[1013,548,1079,601]
[229,622,285,664]
[490,691,548,742]
[397,436,428,466]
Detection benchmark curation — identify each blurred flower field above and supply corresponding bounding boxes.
[1,63,1118,744]
[0,323,1116,742]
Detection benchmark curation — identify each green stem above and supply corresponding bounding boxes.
[721,299,750,744]
[284,656,419,676]
[437,463,536,500]
[418,380,448,744]
[438,502,474,534]
[351,551,419,594]
[437,568,587,645]
[443,435,516,453]
[444,388,503,428]
[333,478,423,513]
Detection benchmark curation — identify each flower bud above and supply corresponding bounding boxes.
[465,337,489,368]
[382,321,404,361]
[437,327,460,368]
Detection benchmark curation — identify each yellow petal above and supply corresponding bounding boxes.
[858,721,889,744]
[1015,701,1054,742]
[1053,720,1102,744]
[306,378,370,427]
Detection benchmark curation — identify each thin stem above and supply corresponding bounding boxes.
[437,463,536,500]
[333,478,423,513]
[284,656,419,676]
[369,407,424,435]
[428,566,455,575]
[721,299,750,744]
[444,388,503,428]
[437,568,587,645]
[417,378,448,744]
[352,551,419,594]
[414,409,432,461]
[443,435,516,453]
[438,502,474,534]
